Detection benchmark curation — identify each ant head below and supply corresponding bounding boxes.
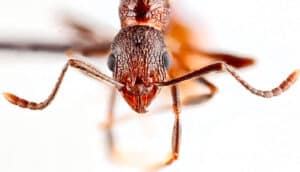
[108,26,171,113]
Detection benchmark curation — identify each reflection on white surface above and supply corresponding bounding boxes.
[0,0,300,172]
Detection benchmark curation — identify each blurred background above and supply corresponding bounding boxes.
[0,0,300,172]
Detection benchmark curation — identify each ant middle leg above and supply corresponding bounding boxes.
[168,56,218,106]
[182,77,218,106]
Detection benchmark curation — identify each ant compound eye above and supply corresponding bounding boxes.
[162,52,171,69]
[107,54,116,71]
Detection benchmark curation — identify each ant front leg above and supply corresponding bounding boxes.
[3,58,123,110]
[104,88,118,158]
[169,85,181,164]
[151,85,182,170]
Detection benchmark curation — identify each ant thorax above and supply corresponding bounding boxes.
[119,0,171,31]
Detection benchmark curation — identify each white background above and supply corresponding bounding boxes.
[0,0,300,172]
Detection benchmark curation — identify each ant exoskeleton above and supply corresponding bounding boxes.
[2,0,299,170]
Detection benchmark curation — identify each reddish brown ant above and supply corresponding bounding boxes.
[1,0,299,170]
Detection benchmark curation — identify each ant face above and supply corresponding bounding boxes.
[109,25,171,113]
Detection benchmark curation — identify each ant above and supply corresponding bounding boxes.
[1,0,299,170]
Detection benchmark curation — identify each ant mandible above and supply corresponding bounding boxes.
[2,0,299,170]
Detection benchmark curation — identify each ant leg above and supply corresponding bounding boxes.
[98,78,216,129]
[182,77,218,105]
[62,14,106,44]
[99,78,216,128]
[3,59,123,110]
[184,47,255,69]
[202,51,254,68]
[168,85,181,164]
[151,86,181,170]
[0,16,112,55]
[167,16,255,70]
[63,17,98,43]
[62,15,113,56]
[168,56,218,106]
[0,41,111,56]
[0,42,74,52]
[158,62,299,98]
[105,89,117,158]
[74,43,111,57]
